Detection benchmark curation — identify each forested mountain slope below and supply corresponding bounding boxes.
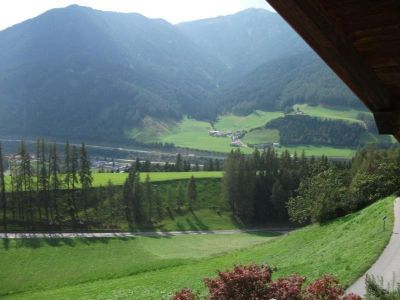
[0,6,362,144]
[0,5,223,141]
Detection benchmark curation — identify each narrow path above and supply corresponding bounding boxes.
[0,227,294,239]
[347,197,400,296]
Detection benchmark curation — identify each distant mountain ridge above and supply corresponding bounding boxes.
[0,5,360,143]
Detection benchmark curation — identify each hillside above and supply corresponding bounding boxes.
[177,8,309,84]
[217,51,361,114]
[1,196,395,299]
[0,6,367,146]
[0,5,223,142]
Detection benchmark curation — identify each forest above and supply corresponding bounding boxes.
[223,147,400,225]
[266,115,367,146]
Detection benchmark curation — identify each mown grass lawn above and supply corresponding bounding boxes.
[2,196,395,299]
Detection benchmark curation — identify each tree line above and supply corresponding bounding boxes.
[0,140,92,230]
[266,115,367,147]
[0,140,203,231]
[223,146,400,225]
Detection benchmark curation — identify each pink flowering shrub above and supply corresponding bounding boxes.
[171,264,362,300]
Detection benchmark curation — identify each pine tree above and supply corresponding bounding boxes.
[49,143,60,222]
[70,145,79,224]
[64,141,76,226]
[79,142,92,221]
[176,183,185,211]
[175,154,183,172]
[187,176,197,210]
[144,174,153,222]
[0,144,7,231]
[154,187,163,222]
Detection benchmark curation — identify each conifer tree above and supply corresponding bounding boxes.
[49,143,60,222]
[79,142,92,221]
[154,187,163,222]
[187,176,197,210]
[175,154,183,172]
[144,174,153,222]
[0,144,6,231]
[176,183,185,211]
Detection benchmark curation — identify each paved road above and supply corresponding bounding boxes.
[0,228,294,239]
[347,197,400,296]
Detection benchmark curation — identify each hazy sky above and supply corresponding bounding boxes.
[0,0,275,31]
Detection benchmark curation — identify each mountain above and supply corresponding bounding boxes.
[178,9,309,84]
[0,6,362,144]
[0,5,223,142]
[216,51,360,114]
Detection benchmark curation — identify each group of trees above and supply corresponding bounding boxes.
[120,167,198,228]
[0,140,201,230]
[223,146,400,225]
[223,148,336,223]
[288,147,400,223]
[120,155,221,173]
[0,140,92,230]
[266,115,367,147]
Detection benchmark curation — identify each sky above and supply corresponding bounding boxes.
[0,0,275,31]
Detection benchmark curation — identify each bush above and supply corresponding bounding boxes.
[204,264,273,300]
[267,273,305,299]
[305,274,344,299]
[171,288,199,300]
[171,264,361,300]
[365,274,400,300]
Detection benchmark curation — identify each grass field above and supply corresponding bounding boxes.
[242,128,280,144]
[92,171,223,187]
[0,232,277,298]
[294,104,369,124]
[279,145,357,158]
[215,111,283,131]
[2,196,395,299]
[126,110,364,158]
[3,171,223,190]
[157,117,253,153]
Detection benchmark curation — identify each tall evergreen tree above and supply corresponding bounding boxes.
[0,144,6,231]
[144,174,153,222]
[49,143,60,222]
[154,187,163,222]
[175,154,183,172]
[79,142,92,221]
[176,183,185,211]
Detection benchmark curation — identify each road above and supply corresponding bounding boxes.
[0,228,294,239]
[347,197,400,296]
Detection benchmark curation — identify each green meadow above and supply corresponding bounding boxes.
[214,111,283,131]
[294,104,368,123]
[3,171,223,190]
[1,196,395,299]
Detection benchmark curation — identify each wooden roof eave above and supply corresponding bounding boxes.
[266,0,400,142]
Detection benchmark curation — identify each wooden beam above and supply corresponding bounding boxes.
[265,0,399,139]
